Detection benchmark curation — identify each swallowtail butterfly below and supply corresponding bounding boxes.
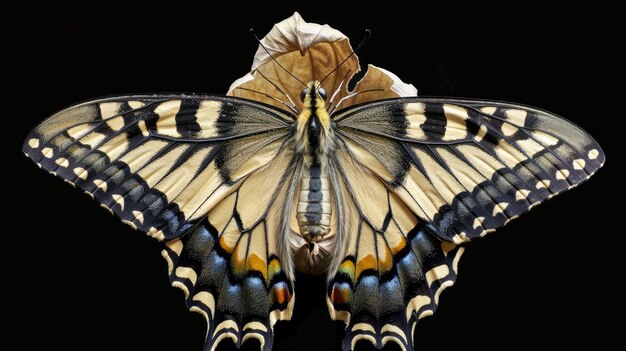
[22,13,604,351]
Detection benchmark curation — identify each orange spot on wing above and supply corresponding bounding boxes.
[268,258,282,278]
[219,235,234,254]
[246,254,268,282]
[356,254,377,278]
[331,284,352,305]
[272,285,292,305]
[391,237,407,255]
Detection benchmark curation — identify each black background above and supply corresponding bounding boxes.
[8,5,620,351]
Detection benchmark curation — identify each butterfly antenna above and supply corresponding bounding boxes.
[327,69,351,112]
[235,87,299,115]
[256,69,299,111]
[250,28,308,88]
[329,88,383,114]
[319,29,371,87]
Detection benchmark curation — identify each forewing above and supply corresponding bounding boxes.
[336,98,604,243]
[23,95,291,240]
[23,95,296,351]
[329,98,604,350]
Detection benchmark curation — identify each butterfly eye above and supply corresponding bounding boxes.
[318,87,327,101]
[300,88,309,102]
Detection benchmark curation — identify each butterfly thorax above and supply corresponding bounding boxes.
[294,81,334,242]
[295,81,333,161]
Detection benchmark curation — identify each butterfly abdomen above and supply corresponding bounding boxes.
[296,163,332,240]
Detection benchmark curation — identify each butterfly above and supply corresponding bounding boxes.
[22,13,604,351]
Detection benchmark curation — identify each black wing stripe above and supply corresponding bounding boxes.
[468,135,549,198]
[428,144,501,221]
[445,143,534,209]
[23,95,292,242]
[487,124,568,190]
[402,144,476,238]
[471,135,559,197]
[470,107,568,187]
[84,140,177,195]
[113,146,206,230]
[453,142,537,218]
[446,144,540,209]
[67,129,143,186]
[331,97,603,351]
[38,101,158,171]
[477,104,601,175]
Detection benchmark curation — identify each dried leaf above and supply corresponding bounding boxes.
[228,12,416,112]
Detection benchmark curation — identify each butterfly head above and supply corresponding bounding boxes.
[300,81,327,105]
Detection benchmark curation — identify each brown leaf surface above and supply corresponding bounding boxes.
[228,12,416,113]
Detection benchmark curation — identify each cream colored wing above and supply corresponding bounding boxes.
[327,144,464,351]
[162,140,297,351]
[327,98,604,350]
[335,98,604,242]
[23,95,291,240]
[23,95,296,351]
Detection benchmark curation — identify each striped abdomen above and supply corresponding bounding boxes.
[297,164,331,240]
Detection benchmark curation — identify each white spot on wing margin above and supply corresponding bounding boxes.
[28,138,40,148]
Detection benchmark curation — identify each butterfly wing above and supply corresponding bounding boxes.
[328,98,604,350]
[23,95,296,350]
[162,142,297,350]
